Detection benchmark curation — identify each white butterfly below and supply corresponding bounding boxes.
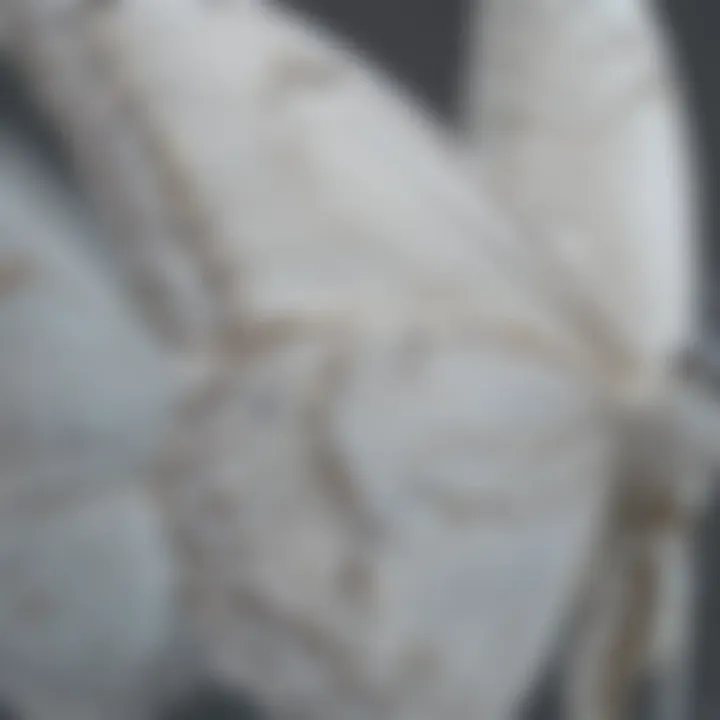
[0,0,711,718]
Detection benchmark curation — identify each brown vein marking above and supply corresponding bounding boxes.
[227,585,382,706]
[600,547,659,720]
[23,17,204,350]
[301,338,387,612]
[616,483,688,536]
[219,317,314,363]
[87,33,241,350]
[510,225,636,382]
[411,406,603,525]
[0,252,38,298]
[158,316,354,499]
[598,467,688,718]
[421,464,598,525]
[410,298,590,379]
[222,314,362,364]
[425,263,630,393]
[305,341,363,520]
[136,125,240,345]
[172,368,233,428]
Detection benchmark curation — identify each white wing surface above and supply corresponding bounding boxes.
[0,2,632,717]
[463,0,697,368]
[462,1,701,716]
[0,116,178,717]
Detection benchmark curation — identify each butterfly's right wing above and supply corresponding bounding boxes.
[462,2,702,716]
[462,0,697,368]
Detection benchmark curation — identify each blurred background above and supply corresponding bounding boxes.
[0,0,717,718]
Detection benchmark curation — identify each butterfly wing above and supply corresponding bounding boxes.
[4,2,619,717]
[0,109,178,716]
[463,0,697,367]
[463,2,701,716]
